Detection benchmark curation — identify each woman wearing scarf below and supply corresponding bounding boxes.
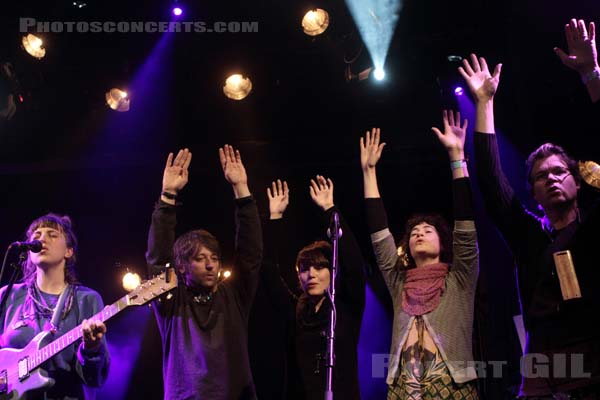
[361,111,480,399]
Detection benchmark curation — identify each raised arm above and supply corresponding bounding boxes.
[432,110,478,288]
[360,129,405,292]
[261,180,297,312]
[460,55,536,256]
[431,109,469,179]
[220,145,263,312]
[554,18,600,103]
[146,149,192,276]
[459,53,502,135]
[309,176,366,310]
[360,128,385,199]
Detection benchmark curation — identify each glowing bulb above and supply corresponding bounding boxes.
[454,86,464,96]
[172,7,183,16]
[302,9,329,36]
[223,270,231,279]
[22,34,46,59]
[223,74,252,100]
[373,68,385,81]
[105,88,130,111]
[122,272,142,291]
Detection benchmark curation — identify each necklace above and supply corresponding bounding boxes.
[192,291,213,304]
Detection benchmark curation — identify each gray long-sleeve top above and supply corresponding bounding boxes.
[365,177,479,385]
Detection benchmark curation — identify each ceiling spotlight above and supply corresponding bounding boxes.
[122,271,142,292]
[223,74,252,100]
[447,55,463,62]
[22,34,46,59]
[373,68,385,81]
[105,88,130,112]
[302,9,330,36]
[345,66,373,82]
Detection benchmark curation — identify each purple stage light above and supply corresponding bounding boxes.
[454,86,464,96]
[172,7,183,16]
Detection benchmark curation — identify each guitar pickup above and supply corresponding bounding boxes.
[18,357,29,381]
[0,369,7,393]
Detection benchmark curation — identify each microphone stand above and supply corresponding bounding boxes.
[324,211,342,400]
[0,246,27,318]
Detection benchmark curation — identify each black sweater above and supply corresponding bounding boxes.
[474,131,600,395]
[145,197,263,400]
[261,207,366,400]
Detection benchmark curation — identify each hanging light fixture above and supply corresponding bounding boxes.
[22,34,46,59]
[122,271,142,291]
[105,88,130,111]
[223,74,252,100]
[302,9,329,36]
[579,160,600,189]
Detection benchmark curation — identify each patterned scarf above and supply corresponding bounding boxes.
[401,263,449,316]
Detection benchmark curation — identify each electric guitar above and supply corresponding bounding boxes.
[0,269,177,400]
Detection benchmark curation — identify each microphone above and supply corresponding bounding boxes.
[327,211,342,239]
[9,240,43,253]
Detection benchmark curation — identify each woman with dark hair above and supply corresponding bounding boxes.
[261,175,366,399]
[0,213,110,400]
[361,111,480,399]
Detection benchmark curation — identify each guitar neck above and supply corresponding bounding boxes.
[27,295,131,370]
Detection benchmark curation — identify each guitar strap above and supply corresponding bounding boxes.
[49,284,72,333]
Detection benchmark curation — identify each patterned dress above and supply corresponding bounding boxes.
[387,316,479,400]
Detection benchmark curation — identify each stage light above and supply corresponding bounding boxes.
[122,271,142,292]
[22,34,46,59]
[223,270,231,279]
[454,86,464,96]
[373,68,385,81]
[223,74,252,100]
[172,7,183,16]
[105,88,130,112]
[345,66,374,82]
[345,0,401,86]
[302,9,330,36]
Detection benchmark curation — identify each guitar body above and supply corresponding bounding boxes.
[0,269,176,400]
[0,331,55,400]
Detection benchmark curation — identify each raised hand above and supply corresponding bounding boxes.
[554,19,598,75]
[459,54,502,104]
[219,144,250,198]
[309,175,334,211]
[162,148,192,195]
[431,110,468,160]
[360,128,386,171]
[267,179,289,219]
[81,319,106,351]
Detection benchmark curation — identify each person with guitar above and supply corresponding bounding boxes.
[0,213,109,400]
[145,145,263,400]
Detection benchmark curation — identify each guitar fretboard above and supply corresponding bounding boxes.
[26,296,131,370]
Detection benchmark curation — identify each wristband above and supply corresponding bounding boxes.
[161,191,178,200]
[450,159,466,170]
[581,68,600,84]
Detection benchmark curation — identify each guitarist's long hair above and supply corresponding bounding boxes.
[21,213,79,287]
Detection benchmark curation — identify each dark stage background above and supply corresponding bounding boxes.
[1,0,599,399]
